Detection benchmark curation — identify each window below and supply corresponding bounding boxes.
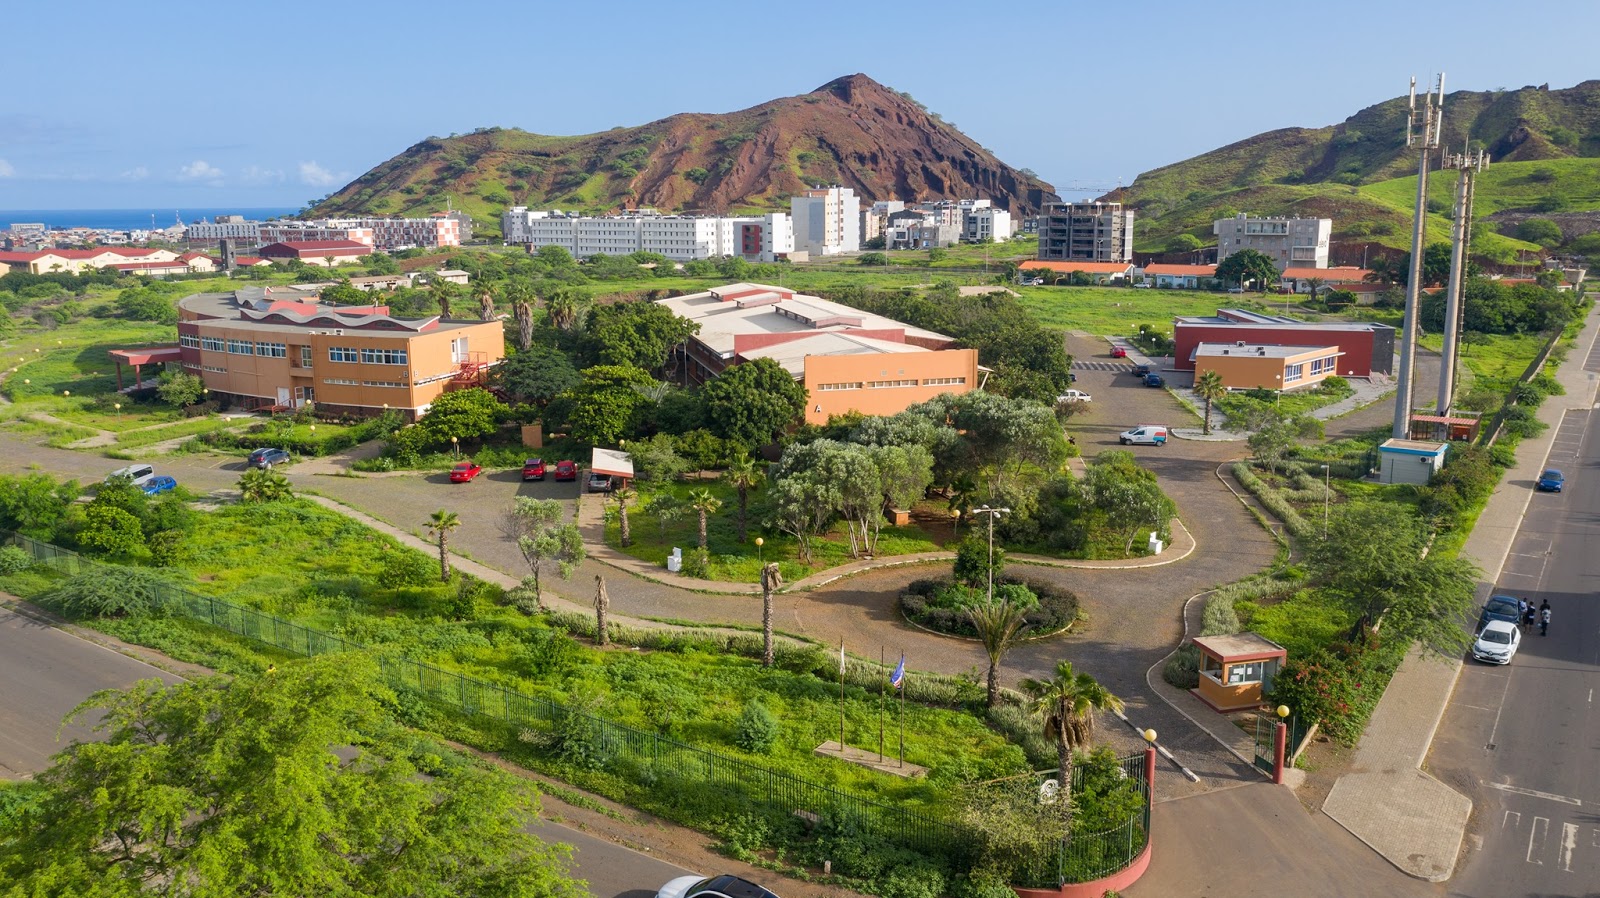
[179,333,199,349]
[329,347,359,363]
[322,377,359,386]
[1227,661,1265,685]
[359,347,408,365]
[867,379,918,389]
[299,346,312,367]
[200,336,225,352]
[202,365,226,374]
[226,339,254,355]
[816,382,861,391]
[255,341,287,358]
[922,376,966,387]
[1283,363,1304,383]
[362,380,404,388]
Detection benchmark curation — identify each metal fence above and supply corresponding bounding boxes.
[1010,753,1152,887]
[4,531,1151,883]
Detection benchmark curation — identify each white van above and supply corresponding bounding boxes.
[1118,425,1169,446]
[106,464,156,487]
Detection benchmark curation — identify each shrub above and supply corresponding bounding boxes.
[376,549,436,589]
[899,577,1076,638]
[0,545,34,575]
[50,568,175,619]
[1200,594,1241,636]
[1162,644,1200,689]
[733,700,779,754]
[952,535,1004,588]
[1231,463,1313,538]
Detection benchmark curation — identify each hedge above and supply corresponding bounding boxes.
[898,577,1079,639]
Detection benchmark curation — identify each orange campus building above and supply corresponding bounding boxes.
[174,286,503,418]
[657,283,981,424]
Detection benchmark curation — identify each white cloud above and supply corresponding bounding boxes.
[0,159,14,178]
[241,165,285,185]
[119,166,149,181]
[298,160,342,187]
[178,159,224,185]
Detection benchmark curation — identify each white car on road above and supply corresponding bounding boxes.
[1471,620,1521,664]
[1057,390,1092,403]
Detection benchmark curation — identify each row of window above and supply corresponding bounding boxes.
[816,376,965,392]
[1309,355,1338,376]
[1283,363,1304,383]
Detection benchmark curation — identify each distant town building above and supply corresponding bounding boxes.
[1020,259,1133,284]
[1213,214,1332,270]
[1142,263,1217,289]
[185,215,265,245]
[1037,201,1133,263]
[7,223,47,239]
[961,203,1013,243]
[192,215,463,252]
[1193,342,1346,393]
[1279,266,1369,293]
[860,201,905,246]
[259,224,377,249]
[0,247,180,274]
[500,208,794,262]
[1172,308,1394,377]
[258,240,373,266]
[791,186,861,256]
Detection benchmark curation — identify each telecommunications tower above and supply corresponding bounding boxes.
[1437,148,1489,414]
[1392,74,1445,440]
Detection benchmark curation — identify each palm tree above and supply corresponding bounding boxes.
[687,487,721,550]
[431,279,458,318]
[760,562,783,667]
[1020,661,1125,801]
[543,287,582,332]
[425,509,461,582]
[966,597,1032,708]
[238,467,291,504]
[1194,369,1227,436]
[723,457,765,542]
[593,575,611,647]
[477,289,496,321]
[613,487,635,547]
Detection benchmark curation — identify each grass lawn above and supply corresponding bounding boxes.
[1017,286,1271,337]
[1419,331,1547,387]
[113,416,248,450]
[605,480,945,582]
[1215,378,1356,429]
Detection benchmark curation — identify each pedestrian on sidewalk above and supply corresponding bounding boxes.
[1540,600,1551,637]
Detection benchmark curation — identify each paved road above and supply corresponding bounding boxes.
[1430,400,1600,896]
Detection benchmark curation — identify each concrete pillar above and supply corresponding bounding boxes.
[1272,721,1288,784]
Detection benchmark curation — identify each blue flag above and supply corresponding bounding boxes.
[890,654,905,690]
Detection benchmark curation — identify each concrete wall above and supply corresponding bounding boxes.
[1174,324,1378,375]
[802,348,978,424]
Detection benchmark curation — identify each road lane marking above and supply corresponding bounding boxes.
[1529,816,1548,864]
[1560,823,1577,872]
[1504,810,1522,830]
[1490,782,1583,806]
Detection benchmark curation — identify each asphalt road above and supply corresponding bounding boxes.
[0,604,693,898]
[1431,403,1600,896]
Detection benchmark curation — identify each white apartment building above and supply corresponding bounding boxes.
[791,186,861,256]
[500,209,793,262]
[962,205,1012,243]
[1213,214,1331,270]
[185,216,265,245]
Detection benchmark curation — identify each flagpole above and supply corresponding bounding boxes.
[878,645,885,762]
[838,638,846,753]
[898,659,905,768]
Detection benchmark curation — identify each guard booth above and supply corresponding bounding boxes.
[589,447,634,489]
[1191,633,1287,712]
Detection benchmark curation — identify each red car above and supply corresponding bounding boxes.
[522,458,546,481]
[553,460,577,481]
[449,462,483,483]
[1110,346,1128,358]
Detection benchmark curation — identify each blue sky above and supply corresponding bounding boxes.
[1,0,1593,211]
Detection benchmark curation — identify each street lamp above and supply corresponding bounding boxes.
[1142,729,1158,744]
[1320,464,1330,538]
[971,505,1010,603]
[754,536,764,564]
[450,435,459,458]
[113,402,122,423]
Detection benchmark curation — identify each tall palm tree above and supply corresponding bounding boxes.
[543,288,582,332]
[723,457,765,542]
[593,575,611,647]
[477,289,496,321]
[613,487,635,547]
[1020,661,1125,801]
[431,279,458,318]
[425,509,461,582]
[966,598,1032,708]
[760,563,783,667]
[687,487,721,550]
[1194,369,1227,436]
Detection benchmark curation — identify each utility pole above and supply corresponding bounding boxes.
[1437,148,1488,415]
[1393,74,1445,440]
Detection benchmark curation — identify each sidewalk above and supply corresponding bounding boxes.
[1321,300,1600,881]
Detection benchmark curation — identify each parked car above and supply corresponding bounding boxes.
[1471,620,1521,665]
[1478,595,1522,632]
[1536,469,1564,492]
[448,462,484,483]
[1132,282,1152,289]
[141,475,178,497]
[247,447,291,469]
[657,875,781,898]
[1227,286,1246,294]
[553,460,578,481]
[1119,425,1169,446]
[1110,346,1128,358]
[1021,277,1045,286]
[587,473,614,493]
[1143,372,1166,388]
[1057,389,1092,403]
[106,464,156,488]
[1130,363,1151,377]
[522,458,547,481]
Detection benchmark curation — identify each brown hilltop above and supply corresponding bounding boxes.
[311,74,1059,237]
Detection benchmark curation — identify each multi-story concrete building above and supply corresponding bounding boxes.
[657,283,979,425]
[860,200,905,246]
[259,224,376,248]
[1037,201,1133,263]
[1172,308,1394,377]
[1213,214,1331,270]
[962,205,1013,243]
[185,215,264,246]
[790,186,861,256]
[174,286,503,418]
[258,240,373,266]
[254,216,463,252]
[500,209,792,261]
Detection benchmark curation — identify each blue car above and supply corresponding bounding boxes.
[1143,372,1165,388]
[1536,469,1564,492]
[141,475,178,496]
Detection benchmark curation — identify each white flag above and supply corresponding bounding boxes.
[839,642,846,676]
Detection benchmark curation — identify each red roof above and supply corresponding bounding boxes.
[178,252,209,261]
[0,251,40,263]
[268,240,370,251]
[1282,266,1369,282]
[1023,260,1134,274]
[1144,263,1217,276]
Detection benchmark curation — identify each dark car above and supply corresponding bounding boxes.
[587,472,614,493]
[1478,595,1522,632]
[1143,373,1165,388]
[553,460,578,481]
[1536,469,1564,492]
[448,462,484,483]
[141,475,178,497]
[247,447,291,469]
[522,458,547,481]
[1130,363,1151,377]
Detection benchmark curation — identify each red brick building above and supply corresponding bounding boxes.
[1172,309,1394,377]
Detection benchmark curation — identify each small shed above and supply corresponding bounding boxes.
[1376,438,1448,485]
[590,447,634,488]
[1191,633,1287,712]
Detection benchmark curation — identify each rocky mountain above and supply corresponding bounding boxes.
[1117,80,1600,257]
[311,74,1058,238]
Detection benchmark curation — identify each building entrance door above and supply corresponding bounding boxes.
[276,387,291,407]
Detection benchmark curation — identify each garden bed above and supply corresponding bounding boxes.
[898,576,1079,639]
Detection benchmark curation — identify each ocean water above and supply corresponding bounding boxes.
[2,207,299,232]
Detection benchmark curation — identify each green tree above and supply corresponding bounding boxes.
[767,472,839,566]
[361,252,400,275]
[583,301,699,373]
[1082,451,1173,555]
[112,286,179,324]
[506,497,585,608]
[430,277,460,318]
[426,508,461,582]
[0,655,584,898]
[1246,410,1321,474]
[952,533,1005,589]
[702,358,807,448]
[1020,661,1124,811]
[320,279,368,305]
[156,369,205,407]
[490,346,579,406]
[1215,249,1278,291]
[0,473,79,537]
[238,467,292,503]
[722,456,765,542]
[566,365,654,446]
[542,287,584,332]
[687,487,721,550]
[1193,369,1227,435]
[417,387,506,446]
[967,596,1031,708]
[1515,218,1563,248]
[1167,233,1203,252]
[49,568,174,619]
[76,505,146,557]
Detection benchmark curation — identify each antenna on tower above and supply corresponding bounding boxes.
[1405,77,1417,147]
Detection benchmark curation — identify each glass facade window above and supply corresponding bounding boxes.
[200,336,225,352]
[329,347,360,363]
